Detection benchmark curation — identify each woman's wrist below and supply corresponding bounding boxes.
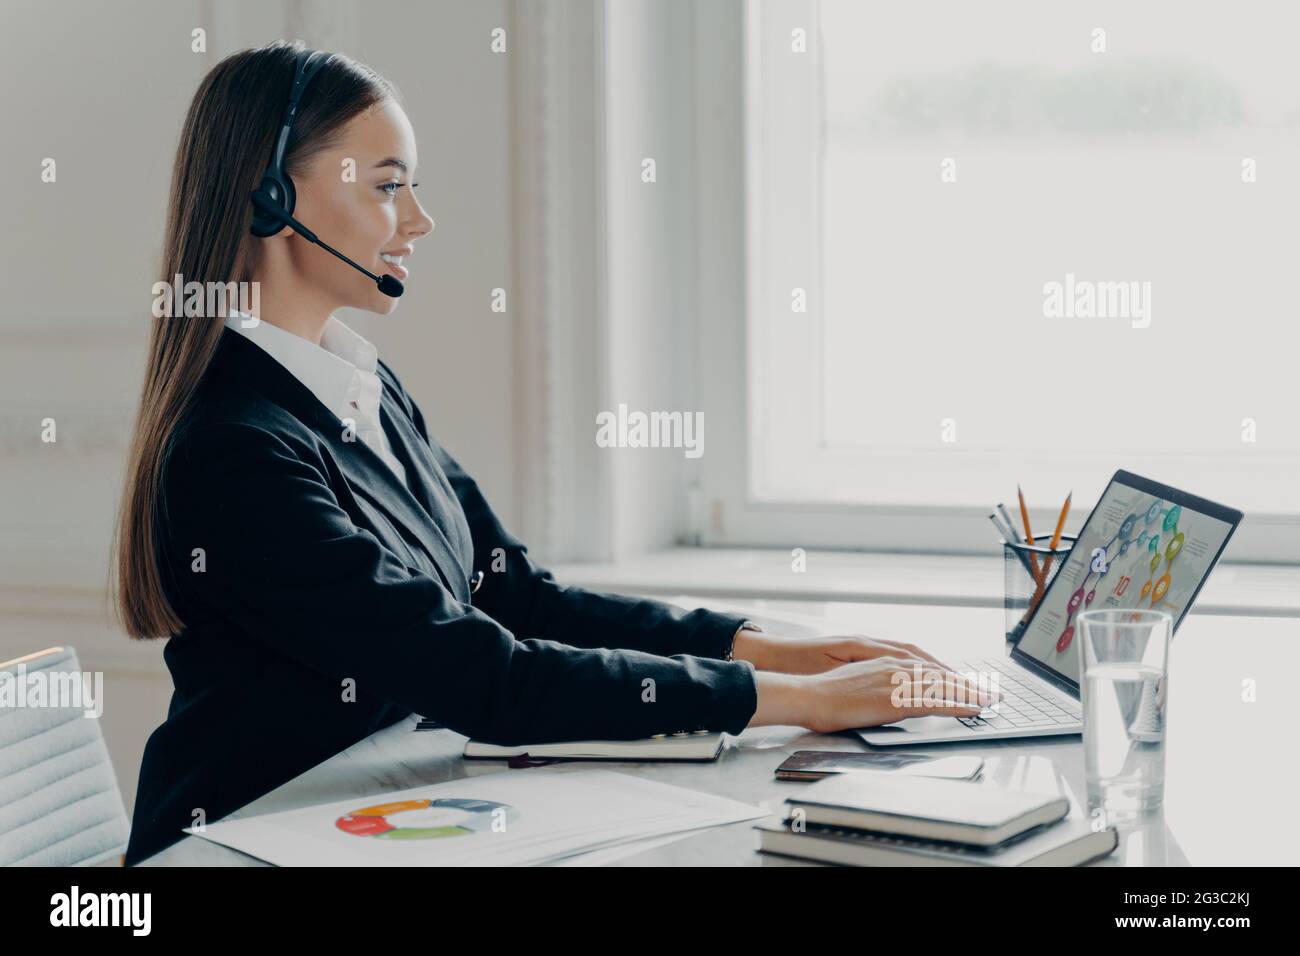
[730,625,778,671]
[748,671,813,729]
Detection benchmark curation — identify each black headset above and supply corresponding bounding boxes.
[248,47,404,297]
[249,48,331,239]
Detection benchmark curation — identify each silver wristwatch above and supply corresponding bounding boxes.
[727,620,764,661]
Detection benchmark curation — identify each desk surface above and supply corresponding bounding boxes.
[143,599,1295,866]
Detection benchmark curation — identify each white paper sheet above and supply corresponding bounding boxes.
[553,829,697,866]
[185,769,765,867]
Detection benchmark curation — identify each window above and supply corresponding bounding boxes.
[731,0,1300,560]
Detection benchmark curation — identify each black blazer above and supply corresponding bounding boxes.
[123,326,757,865]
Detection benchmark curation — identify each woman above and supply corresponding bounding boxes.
[114,41,987,865]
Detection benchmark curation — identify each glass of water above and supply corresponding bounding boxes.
[1078,608,1172,816]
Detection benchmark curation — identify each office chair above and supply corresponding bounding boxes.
[0,647,130,865]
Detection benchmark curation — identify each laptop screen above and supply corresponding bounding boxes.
[1014,472,1239,686]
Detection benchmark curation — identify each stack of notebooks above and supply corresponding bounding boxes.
[756,771,1117,867]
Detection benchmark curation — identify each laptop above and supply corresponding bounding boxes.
[857,470,1243,746]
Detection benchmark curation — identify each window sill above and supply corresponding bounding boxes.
[551,548,1300,618]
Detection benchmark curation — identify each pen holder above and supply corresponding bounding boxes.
[1003,535,1076,644]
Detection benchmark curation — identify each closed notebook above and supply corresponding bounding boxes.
[784,770,1069,846]
[754,816,1118,867]
[462,732,725,761]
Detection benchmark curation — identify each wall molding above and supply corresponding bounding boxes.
[509,0,612,563]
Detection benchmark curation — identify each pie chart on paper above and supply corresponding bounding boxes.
[334,797,517,840]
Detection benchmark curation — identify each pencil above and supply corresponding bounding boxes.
[1028,491,1072,616]
[1016,485,1042,583]
[1039,492,1072,583]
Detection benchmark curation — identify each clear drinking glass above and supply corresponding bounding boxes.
[1078,609,1172,816]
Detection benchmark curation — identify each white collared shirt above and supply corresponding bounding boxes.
[224,313,409,489]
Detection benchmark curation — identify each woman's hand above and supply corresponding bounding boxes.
[750,660,995,733]
[732,628,955,676]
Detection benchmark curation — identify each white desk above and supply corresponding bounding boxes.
[140,600,1298,866]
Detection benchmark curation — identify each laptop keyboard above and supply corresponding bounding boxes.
[951,657,1082,731]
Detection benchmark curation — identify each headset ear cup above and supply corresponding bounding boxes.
[249,174,296,237]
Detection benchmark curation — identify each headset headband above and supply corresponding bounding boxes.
[267,49,330,181]
[250,48,331,238]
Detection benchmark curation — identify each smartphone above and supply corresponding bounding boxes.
[774,750,984,781]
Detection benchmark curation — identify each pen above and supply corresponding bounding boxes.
[993,513,1040,578]
[989,511,1013,542]
[996,503,1021,542]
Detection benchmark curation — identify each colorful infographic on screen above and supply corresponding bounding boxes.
[1018,479,1235,683]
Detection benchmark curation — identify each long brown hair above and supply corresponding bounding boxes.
[114,41,396,639]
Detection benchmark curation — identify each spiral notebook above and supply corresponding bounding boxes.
[459,732,726,762]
